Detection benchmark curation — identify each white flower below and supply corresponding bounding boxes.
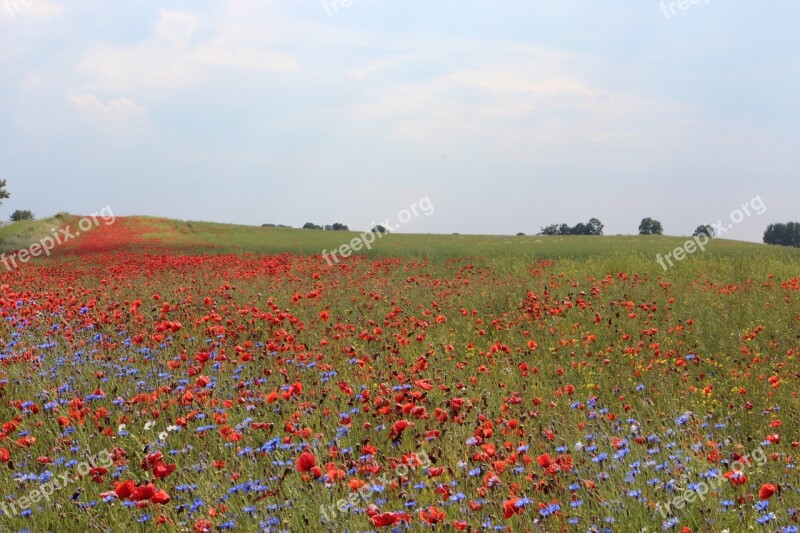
[117,424,126,432]
[167,425,179,432]
[144,421,156,431]
[158,431,168,441]
[574,442,583,451]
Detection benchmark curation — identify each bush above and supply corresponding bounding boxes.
[10,210,35,222]
[763,222,800,247]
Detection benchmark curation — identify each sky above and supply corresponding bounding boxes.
[1,0,798,241]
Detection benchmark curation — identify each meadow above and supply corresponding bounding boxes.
[0,215,798,532]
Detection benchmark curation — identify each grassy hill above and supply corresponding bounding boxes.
[1,214,798,275]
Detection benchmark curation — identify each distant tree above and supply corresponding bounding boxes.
[0,179,8,208]
[330,222,349,231]
[764,222,800,247]
[572,222,590,235]
[10,210,35,221]
[588,218,604,236]
[372,225,388,234]
[539,224,560,236]
[639,218,664,235]
[303,222,322,230]
[539,219,604,236]
[693,224,714,238]
[516,232,525,236]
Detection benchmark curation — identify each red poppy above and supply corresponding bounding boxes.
[503,497,524,519]
[419,506,446,524]
[151,489,171,504]
[296,452,317,472]
[759,483,777,500]
[130,483,157,502]
[154,460,176,479]
[114,479,136,500]
[370,512,400,527]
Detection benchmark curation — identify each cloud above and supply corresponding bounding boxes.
[70,93,156,145]
[0,0,62,21]
[343,44,696,164]
[78,9,299,96]
[348,58,410,80]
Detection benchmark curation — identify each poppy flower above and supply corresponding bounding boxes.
[296,452,317,473]
[428,467,445,477]
[419,506,446,524]
[370,512,400,527]
[389,419,412,439]
[759,483,777,500]
[153,460,176,479]
[114,480,136,500]
[151,489,171,504]
[130,483,157,502]
[503,497,524,519]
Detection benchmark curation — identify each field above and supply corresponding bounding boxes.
[0,215,799,532]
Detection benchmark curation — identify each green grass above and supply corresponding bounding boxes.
[0,214,799,531]
[0,213,71,253]
[80,215,800,262]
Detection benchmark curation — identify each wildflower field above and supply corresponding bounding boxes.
[0,216,799,532]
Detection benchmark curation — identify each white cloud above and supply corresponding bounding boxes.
[0,0,62,21]
[78,8,299,96]
[343,45,697,163]
[70,93,156,145]
[348,58,409,80]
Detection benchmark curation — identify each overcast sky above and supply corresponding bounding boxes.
[1,1,797,240]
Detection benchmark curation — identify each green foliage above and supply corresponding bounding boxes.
[693,224,714,238]
[0,179,9,206]
[639,217,664,235]
[539,218,604,236]
[763,222,800,247]
[10,209,35,222]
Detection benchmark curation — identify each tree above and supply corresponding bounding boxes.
[10,210,35,221]
[330,223,349,231]
[0,179,9,207]
[764,222,800,247]
[639,218,664,235]
[588,218,604,236]
[572,222,589,235]
[693,224,714,238]
[372,225,388,234]
[539,224,560,236]
[538,219,604,236]
[303,222,322,230]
